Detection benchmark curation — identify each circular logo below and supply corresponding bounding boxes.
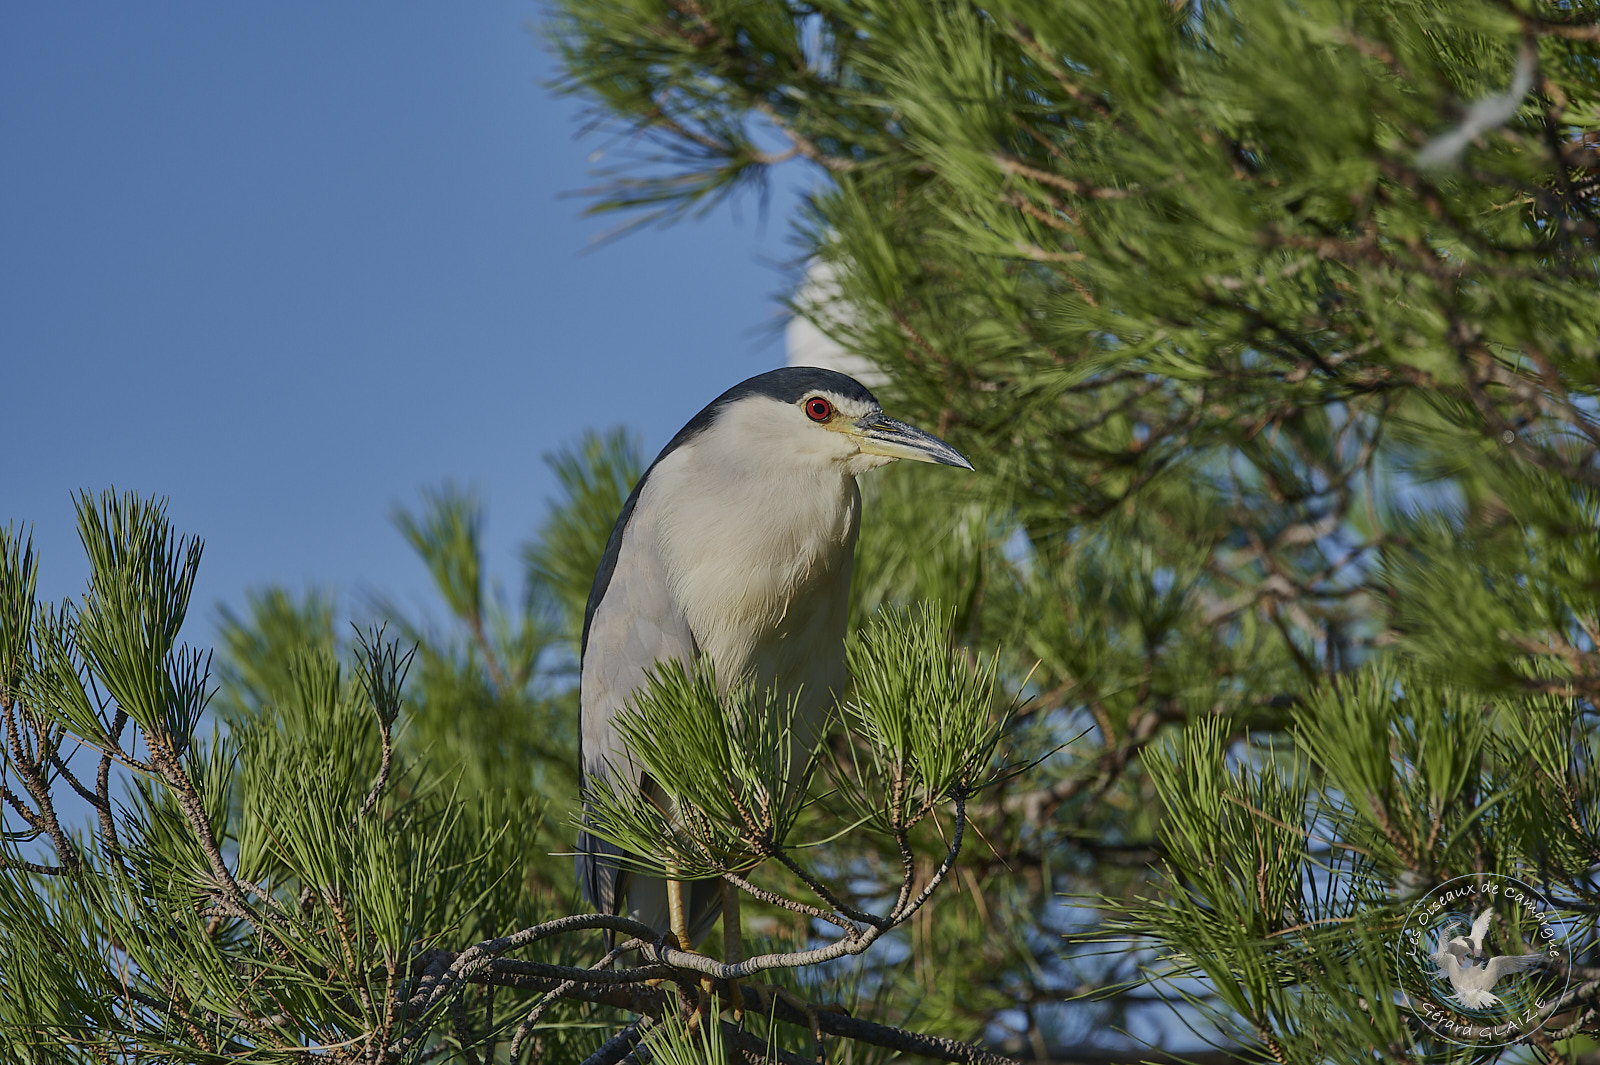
[1395,874,1573,1046]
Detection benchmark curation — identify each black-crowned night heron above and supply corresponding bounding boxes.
[576,366,971,951]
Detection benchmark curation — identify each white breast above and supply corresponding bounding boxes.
[644,416,859,742]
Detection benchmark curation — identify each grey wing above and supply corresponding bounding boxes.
[1468,909,1494,954]
[576,500,697,918]
[1482,952,1545,984]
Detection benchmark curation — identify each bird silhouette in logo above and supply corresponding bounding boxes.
[1448,908,1495,963]
[1428,910,1545,1009]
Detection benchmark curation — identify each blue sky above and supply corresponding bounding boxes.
[3,4,809,642]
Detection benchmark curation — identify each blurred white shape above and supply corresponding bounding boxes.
[785,258,886,386]
[1417,46,1535,169]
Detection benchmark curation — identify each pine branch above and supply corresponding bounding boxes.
[3,694,80,872]
[94,706,126,857]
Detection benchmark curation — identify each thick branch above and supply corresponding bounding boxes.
[475,966,1019,1065]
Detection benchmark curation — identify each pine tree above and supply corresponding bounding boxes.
[8,1,1600,1062]
[545,0,1600,1059]
[0,469,1013,1063]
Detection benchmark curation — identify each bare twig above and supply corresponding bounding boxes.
[4,696,80,871]
[719,867,858,933]
[95,707,128,857]
[143,730,278,942]
[0,854,67,875]
[580,1017,653,1065]
[892,794,967,922]
[351,629,414,829]
[765,848,888,930]
[351,706,394,830]
[451,989,484,1065]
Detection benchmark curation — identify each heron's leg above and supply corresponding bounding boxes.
[667,874,691,950]
[720,880,745,1020]
[666,872,717,1010]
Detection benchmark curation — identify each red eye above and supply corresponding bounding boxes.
[805,396,833,422]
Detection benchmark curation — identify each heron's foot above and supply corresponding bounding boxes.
[658,932,720,1014]
[682,994,713,1040]
[724,974,746,1023]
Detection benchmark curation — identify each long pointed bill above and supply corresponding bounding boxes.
[853,411,974,469]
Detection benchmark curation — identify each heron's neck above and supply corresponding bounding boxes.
[646,443,860,685]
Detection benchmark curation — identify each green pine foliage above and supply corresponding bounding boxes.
[10,0,1600,1061]
[523,428,645,646]
[0,467,1014,1062]
[543,0,1600,1059]
[580,659,817,878]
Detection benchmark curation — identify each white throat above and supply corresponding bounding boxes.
[645,407,861,698]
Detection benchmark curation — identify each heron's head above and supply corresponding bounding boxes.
[692,366,973,478]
